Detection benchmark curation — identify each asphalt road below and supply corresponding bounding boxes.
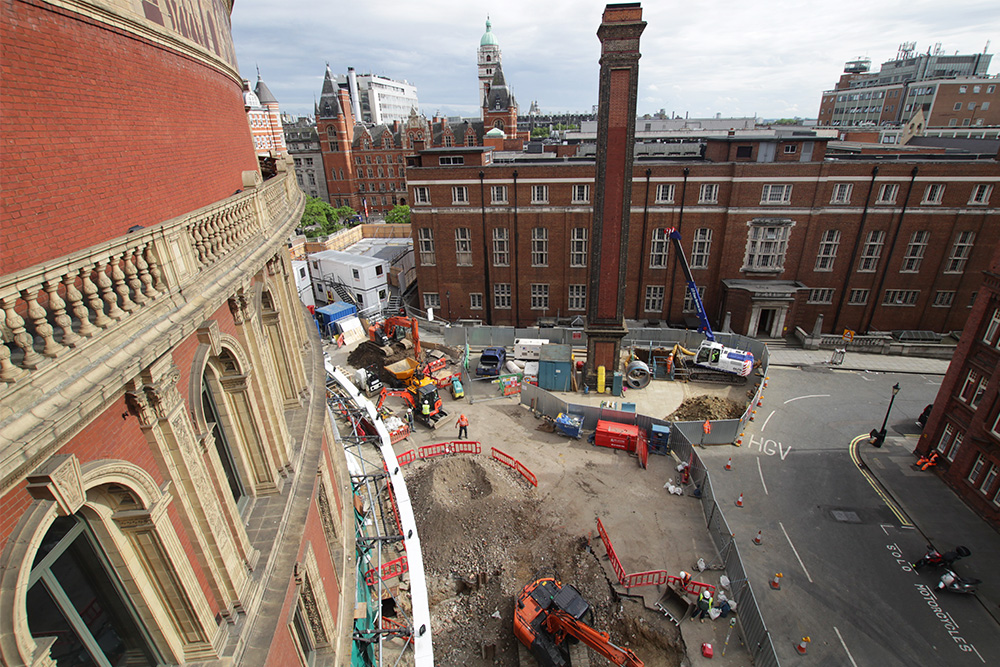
[702,366,999,666]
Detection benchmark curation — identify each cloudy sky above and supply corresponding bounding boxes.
[231,0,998,121]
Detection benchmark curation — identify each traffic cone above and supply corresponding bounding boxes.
[753,530,762,545]
[735,433,743,447]
[735,493,744,508]
[764,376,769,388]
[795,637,810,654]
[770,572,783,589]
[757,395,763,407]
[749,411,756,422]
[725,457,732,471]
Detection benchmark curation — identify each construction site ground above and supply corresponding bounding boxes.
[328,338,753,667]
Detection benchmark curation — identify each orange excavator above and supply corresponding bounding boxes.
[514,576,644,667]
[368,316,421,359]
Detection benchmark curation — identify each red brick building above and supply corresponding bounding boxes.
[917,242,1000,529]
[407,132,999,336]
[317,19,530,215]
[1,1,353,664]
[244,74,288,157]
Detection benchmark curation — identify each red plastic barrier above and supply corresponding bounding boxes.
[380,616,410,635]
[596,518,627,585]
[366,555,409,586]
[667,575,717,597]
[623,570,669,589]
[419,442,452,459]
[491,447,517,470]
[389,424,410,444]
[636,436,648,470]
[515,461,538,487]
[397,450,417,467]
[451,441,482,454]
[384,481,403,537]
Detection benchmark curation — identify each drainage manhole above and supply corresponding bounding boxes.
[831,509,862,523]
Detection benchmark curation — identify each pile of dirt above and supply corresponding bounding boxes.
[405,455,683,666]
[666,395,744,422]
[346,343,412,384]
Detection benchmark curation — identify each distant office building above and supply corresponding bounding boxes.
[917,241,1000,530]
[284,116,329,201]
[818,43,996,128]
[243,73,287,156]
[334,68,419,125]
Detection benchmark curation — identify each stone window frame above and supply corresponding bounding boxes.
[742,218,794,273]
[287,543,336,661]
[1,456,218,666]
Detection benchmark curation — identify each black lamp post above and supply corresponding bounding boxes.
[870,382,900,447]
[445,290,451,321]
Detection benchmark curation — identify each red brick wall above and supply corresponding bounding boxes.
[929,82,1000,128]
[264,482,342,666]
[2,0,259,274]
[410,158,997,333]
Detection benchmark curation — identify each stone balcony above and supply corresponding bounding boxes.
[0,165,305,488]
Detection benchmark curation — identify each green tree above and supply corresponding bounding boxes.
[332,205,358,223]
[385,204,410,225]
[300,197,338,229]
[531,127,550,139]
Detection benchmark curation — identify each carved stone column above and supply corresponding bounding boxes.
[111,491,218,661]
[219,371,281,494]
[228,291,294,473]
[125,355,257,620]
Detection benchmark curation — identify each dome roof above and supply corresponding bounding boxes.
[485,127,505,138]
[480,19,499,47]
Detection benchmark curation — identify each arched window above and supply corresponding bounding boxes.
[203,360,247,508]
[27,514,161,665]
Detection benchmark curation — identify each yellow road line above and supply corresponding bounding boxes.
[849,434,913,527]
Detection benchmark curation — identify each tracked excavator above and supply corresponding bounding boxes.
[514,576,643,667]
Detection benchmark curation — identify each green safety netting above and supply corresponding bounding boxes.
[351,505,377,666]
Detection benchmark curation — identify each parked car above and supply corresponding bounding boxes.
[476,347,507,377]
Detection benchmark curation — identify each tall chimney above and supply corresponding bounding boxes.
[584,3,646,388]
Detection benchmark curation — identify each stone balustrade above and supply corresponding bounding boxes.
[0,171,301,386]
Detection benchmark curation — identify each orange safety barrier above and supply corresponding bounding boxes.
[491,447,517,470]
[666,574,716,597]
[365,555,409,587]
[380,616,411,635]
[623,570,669,589]
[451,440,482,454]
[397,449,417,466]
[389,424,411,444]
[596,518,628,586]
[515,461,538,487]
[636,436,648,470]
[384,480,403,537]
[418,442,452,459]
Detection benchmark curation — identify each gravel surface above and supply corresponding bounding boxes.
[406,455,685,666]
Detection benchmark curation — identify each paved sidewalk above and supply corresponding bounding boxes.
[858,433,1000,624]
[767,347,952,375]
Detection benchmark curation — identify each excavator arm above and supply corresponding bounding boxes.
[384,316,421,360]
[544,610,644,667]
